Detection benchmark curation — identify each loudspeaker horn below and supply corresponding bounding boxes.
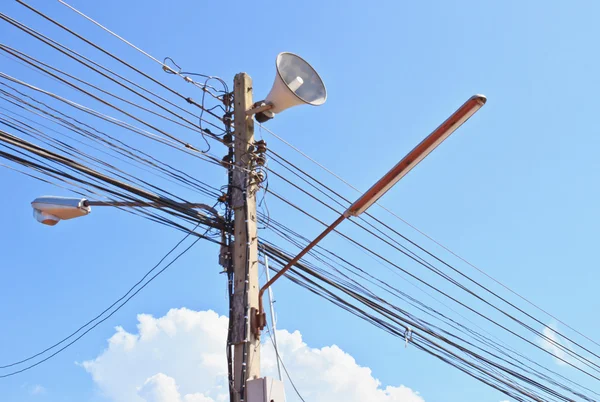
[255,52,326,122]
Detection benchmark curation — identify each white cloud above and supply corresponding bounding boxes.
[137,374,181,402]
[537,324,568,366]
[29,384,46,395]
[536,323,583,367]
[536,323,600,371]
[82,308,423,402]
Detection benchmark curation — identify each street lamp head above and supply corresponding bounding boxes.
[254,52,327,123]
[31,196,91,226]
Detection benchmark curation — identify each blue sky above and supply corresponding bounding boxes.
[1,1,600,401]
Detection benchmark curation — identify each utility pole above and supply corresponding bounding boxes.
[231,73,260,402]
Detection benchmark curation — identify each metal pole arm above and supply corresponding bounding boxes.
[86,200,218,214]
[254,94,487,335]
[256,214,347,331]
[85,200,222,229]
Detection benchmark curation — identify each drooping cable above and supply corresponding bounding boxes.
[0,223,214,378]
[259,123,600,352]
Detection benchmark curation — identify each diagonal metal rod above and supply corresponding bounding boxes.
[256,94,487,331]
[258,214,346,320]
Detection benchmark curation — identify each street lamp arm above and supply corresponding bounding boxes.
[254,94,487,334]
[257,214,346,327]
[32,196,223,230]
[85,200,220,219]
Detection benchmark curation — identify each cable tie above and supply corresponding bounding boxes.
[404,327,413,348]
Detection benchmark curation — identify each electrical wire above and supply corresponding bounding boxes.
[263,142,600,373]
[0,126,592,398]
[0,73,231,171]
[0,208,215,369]
[55,0,227,102]
[258,214,600,399]
[15,1,226,123]
[264,320,307,402]
[263,186,600,380]
[0,44,222,139]
[259,123,600,353]
[0,130,223,234]
[0,12,225,134]
[260,243,594,401]
[0,223,213,378]
[0,85,223,199]
[1,6,597,395]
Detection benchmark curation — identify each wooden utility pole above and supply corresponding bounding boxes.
[231,73,260,402]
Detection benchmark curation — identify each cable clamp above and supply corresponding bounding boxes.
[404,327,413,348]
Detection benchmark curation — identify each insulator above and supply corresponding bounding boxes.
[255,156,266,166]
[254,140,267,153]
[222,93,232,107]
[221,154,233,167]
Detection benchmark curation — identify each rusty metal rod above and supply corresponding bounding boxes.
[256,94,487,329]
[258,214,347,318]
[347,94,486,217]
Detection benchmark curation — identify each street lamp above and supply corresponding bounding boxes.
[31,196,221,227]
[254,94,487,333]
[31,196,91,226]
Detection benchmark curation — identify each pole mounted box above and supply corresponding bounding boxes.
[246,377,286,402]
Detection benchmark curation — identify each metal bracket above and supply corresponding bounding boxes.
[246,102,273,117]
[252,307,266,337]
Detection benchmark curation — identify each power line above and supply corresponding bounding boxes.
[1,5,596,396]
[262,187,600,381]
[259,215,600,399]
[3,88,596,396]
[14,1,226,124]
[258,123,600,353]
[263,138,600,371]
[0,57,206,153]
[0,106,219,199]
[0,123,592,398]
[0,223,212,378]
[0,85,223,199]
[0,12,225,134]
[0,129,223,233]
[260,243,595,401]
[57,0,228,100]
[0,73,229,170]
[0,44,221,139]
[264,320,307,402]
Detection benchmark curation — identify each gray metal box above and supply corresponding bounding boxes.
[247,377,286,402]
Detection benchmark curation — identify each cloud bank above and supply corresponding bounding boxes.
[82,308,423,402]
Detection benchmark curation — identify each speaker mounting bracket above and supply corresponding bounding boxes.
[246,101,274,117]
